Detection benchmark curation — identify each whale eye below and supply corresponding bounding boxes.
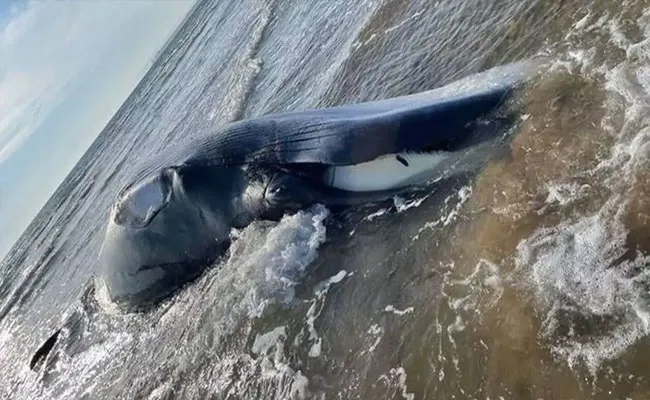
[113,172,172,228]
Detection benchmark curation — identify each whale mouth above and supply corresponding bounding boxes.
[113,171,173,228]
[101,257,216,310]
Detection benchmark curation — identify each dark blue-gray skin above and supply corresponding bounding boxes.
[30,60,543,370]
[100,60,543,309]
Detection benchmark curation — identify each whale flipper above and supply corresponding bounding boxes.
[29,329,61,371]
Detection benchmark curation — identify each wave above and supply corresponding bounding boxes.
[434,1,650,391]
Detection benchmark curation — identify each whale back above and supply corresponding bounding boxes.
[129,60,543,185]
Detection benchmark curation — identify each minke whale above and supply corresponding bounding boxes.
[100,61,542,309]
[30,60,543,370]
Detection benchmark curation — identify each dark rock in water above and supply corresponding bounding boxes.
[29,329,61,371]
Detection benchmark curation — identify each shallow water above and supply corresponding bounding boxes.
[2,0,650,398]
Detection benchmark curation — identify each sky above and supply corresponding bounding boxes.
[0,0,196,260]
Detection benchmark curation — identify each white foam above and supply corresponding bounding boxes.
[363,323,383,354]
[306,300,322,358]
[362,193,430,224]
[413,185,472,241]
[147,382,173,400]
[93,276,122,315]
[217,205,330,319]
[544,182,586,206]
[378,367,414,400]
[364,207,389,221]
[516,209,650,373]
[134,203,334,381]
[303,270,349,358]
[313,270,348,297]
[509,7,650,374]
[450,259,504,311]
[383,305,414,316]
[247,325,309,399]
[252,326,287,356]
[393,194,429,212]
[384,10,424,34]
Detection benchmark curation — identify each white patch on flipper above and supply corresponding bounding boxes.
[323,142,503,192]
[323,152,450,191]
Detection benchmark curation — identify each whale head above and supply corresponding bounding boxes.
[97,165,254,309]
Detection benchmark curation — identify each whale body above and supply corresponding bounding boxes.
[98,61,541,309]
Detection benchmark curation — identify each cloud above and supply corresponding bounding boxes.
[0,1,158,164]
[0,0,195,259]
